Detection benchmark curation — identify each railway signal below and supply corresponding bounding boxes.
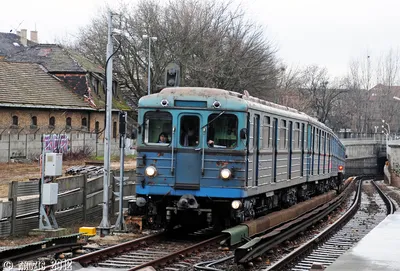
[165,62,180,87]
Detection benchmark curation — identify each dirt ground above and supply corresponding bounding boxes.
[0,158,136,198]
[0,158,137,247]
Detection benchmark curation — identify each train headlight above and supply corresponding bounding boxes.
[231,200,242,210]
[145,166,157,177]
[220,168,232,179]
[338,165,344,172]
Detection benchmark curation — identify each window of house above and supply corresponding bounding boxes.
[31,116,37,128]
[92,77,98,94]
[81,117,87,129]
[12,116,18,126]
[95,121,100,133]
[112,81,117,96]
[113,121,117,138]
[49,116,55,127]
[66,117,72,129]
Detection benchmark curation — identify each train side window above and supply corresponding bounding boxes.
[294,122,300,150]
[280,119,287,149]
[207,113,237,148]
[300,123,305,177]
[315,129,319,153]
[262,116,271,149]
[143,111,172,145]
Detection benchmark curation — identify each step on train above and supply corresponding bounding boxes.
[130,87,346,229]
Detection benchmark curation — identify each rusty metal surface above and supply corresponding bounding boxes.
[244,191,337,237]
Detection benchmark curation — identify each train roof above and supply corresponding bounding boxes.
[139,87,338,140]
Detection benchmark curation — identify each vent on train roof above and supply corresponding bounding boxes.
[238,89,300,114]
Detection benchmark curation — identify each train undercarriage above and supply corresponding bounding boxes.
[129,176,343,230]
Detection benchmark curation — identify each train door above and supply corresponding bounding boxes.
[317,129,321,175]
[288,121,293,180]
[272,118,278,182]
[245,113,250,186]
[322,132,326,174]
[175,114,202,189]
[252,114,260,186]
[311,127,315,176]
[327,134,331,173]
[300,123,305,177]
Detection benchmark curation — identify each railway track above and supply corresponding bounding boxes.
[0,233,83,266]
[31,177,357,271]
[265,179,395,271]
[68,228,225,271]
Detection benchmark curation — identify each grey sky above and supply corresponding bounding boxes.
[1,0,399,78]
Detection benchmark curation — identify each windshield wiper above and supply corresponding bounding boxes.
[201,111,225,129]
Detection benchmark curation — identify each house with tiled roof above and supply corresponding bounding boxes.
[0,61,103,135]
[6,43,130,111]
[0,30,37,59]
[0,37,134,133]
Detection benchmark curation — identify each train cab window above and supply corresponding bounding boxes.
[143,111,172,145]
[180,115,200,147]
[207,113,238,148]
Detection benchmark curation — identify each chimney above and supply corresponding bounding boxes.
[20,29,27,46]
[30,30,38,43]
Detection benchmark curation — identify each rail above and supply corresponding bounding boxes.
[371,180,396,215]
[233,177,357,264]
[262,177,362,270]
[0,234,83,265]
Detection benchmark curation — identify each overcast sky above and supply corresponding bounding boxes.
[1,0,399,78]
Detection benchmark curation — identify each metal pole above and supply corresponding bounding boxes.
[386,133,389,159]
[115,133,126,231]
[147,37,151,95]
[99,9,113,236]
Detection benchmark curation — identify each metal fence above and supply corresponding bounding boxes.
[0,171,136,237]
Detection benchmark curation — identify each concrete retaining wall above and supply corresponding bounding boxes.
[0,133,135,162]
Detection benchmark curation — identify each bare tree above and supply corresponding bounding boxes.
[273,63,303,106]
[375,49,400,127]
[71,0,280,107]
[298,65,347,124]
[341,55,374,133]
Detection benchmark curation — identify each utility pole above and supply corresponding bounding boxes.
[98,9,114,236]
[143,35,157,95]
[115,111,128,231]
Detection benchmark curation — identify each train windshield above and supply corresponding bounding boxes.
[143,111,172,145]
[207,113,238,148]
[180,115,200,147]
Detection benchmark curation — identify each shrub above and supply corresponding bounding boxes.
[63,146,93,161]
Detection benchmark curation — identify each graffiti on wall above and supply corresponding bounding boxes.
[43,134,70,153]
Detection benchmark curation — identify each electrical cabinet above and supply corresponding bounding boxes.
[44,153,63,176]
[42,183,58,205]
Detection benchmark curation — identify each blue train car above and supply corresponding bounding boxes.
[132,87,345,228]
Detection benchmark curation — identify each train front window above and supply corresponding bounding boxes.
[180,115,200,147]
[207,113,238,148]
[143,111,172,145]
